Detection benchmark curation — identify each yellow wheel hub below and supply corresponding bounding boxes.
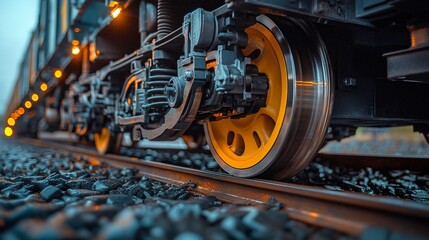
[206,23,287,169]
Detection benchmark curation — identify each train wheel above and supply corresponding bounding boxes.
[94,127,123,154]
[204,15,333,179]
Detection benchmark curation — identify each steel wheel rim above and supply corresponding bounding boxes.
[206,21,288,169]
[204,15,333,179]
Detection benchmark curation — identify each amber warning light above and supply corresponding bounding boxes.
[40,83,48,91]
[4,127,13,137]
[7,118,15,126]
[111,7,122,19]
[109,1,122,19]
[18,107,25,114]
[72,46,80,55]
[31,94,39,102]
[54,69,63,79]
[25,101,32,109]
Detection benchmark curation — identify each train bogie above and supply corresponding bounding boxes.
[5,0,429,179]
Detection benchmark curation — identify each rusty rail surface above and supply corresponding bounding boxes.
[20,138,429,238]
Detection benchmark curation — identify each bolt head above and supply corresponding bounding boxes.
[185,70,193,81]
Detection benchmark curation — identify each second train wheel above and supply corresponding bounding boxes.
[94,127,123,154]
[204,15,333,179]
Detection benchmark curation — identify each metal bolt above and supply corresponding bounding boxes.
[185,70,193,81]
[343,77,357,87]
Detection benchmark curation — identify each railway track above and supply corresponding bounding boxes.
[20,137,429,238]
[38,131,429,171]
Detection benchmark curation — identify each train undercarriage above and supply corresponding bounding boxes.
[37,0,429,179]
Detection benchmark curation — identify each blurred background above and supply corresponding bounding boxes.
[321,126,429,156]
[0,1,38,119]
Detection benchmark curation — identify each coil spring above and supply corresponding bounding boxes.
[145,67,176,111]
[157,0,174,39]
[135,88,145,113]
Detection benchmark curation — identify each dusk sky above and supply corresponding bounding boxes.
[0,1,38,116]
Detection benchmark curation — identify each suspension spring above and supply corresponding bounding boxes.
[157,0,174,39]
[135,88,145,114]
[144,67,176,113]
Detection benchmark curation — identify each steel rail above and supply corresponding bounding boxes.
[19,138,429,238]
[38,131,429,170]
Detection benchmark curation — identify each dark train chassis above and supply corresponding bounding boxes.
[41,0,429,179]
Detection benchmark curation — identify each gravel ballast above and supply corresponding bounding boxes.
[0,138,360,239]
[120,146,429,203]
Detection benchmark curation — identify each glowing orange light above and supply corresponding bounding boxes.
[71,40,80,46]
[11,113,18,119]
[18,107,25,114]
[25,101,32,109]
[108,1,119,8]
[54,69,63,79]
[7,118,15,126]
[40,83,48,91]
[74,28,80,33]
[72,46,80,55]
[89,42,99,62]
[4,127,13,137]
[31,94,39,102]
[110,7,122,19]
